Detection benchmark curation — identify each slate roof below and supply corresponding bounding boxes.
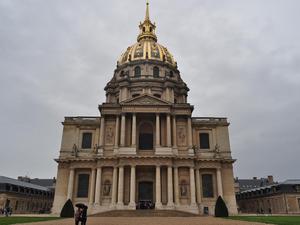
[0,176,50,191]
[29,179,55,189]
[236,178,270,192]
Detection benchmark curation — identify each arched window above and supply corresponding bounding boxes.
[154,94,161,99]
[134,66,141,77]
[153,66,159,77]
[169,71,174,77]
[120,70,125,77]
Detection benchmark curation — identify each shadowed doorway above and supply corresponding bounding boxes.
[138,122,153,150]
[138,181,153,202]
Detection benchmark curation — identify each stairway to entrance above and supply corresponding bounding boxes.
[92,209,199,217]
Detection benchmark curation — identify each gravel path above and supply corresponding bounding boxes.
[18,217,271,225]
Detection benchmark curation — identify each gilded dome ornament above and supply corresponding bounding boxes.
[117,1,177,68]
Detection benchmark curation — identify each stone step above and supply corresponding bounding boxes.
[92,209,199,217]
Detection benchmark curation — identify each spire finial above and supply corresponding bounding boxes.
[145,0,150,21]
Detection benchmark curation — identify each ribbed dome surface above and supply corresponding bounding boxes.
[117,40,176,67]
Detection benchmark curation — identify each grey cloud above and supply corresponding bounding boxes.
[0,0,299,181]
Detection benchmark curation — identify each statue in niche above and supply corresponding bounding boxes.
[103,180,111,196]
[106,126,114,144]
[178,127,186,145]
[180,180,188,197]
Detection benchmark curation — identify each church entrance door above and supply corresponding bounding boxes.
[138,181,153,202]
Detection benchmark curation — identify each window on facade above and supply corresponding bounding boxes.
[120,70,125,77]
[298,198,300,209]
[202,174,214,198]
[154,94,161,98]
[77,174,90,198]
[81,132,92,149]
[134,66,141,77]
[199,133,210,149]
[153,66,159,78]
[132,94,140,98]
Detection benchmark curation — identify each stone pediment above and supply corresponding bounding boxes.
[121,94,171,106]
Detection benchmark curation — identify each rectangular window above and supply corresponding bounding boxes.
[200,133,210,149]
[202,174,214,198]
[81,132,92,149]
[298,198,300,209]
[77,174,90,198]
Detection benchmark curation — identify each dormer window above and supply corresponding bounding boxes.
[153,66,159,78]
[134,66,141,77]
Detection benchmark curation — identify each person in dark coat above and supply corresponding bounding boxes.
[74,208,82,225]
[80,206,87,225]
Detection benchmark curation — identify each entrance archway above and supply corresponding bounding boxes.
[138,122,153,150]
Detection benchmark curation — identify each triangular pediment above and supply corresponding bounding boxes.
[121,94,171,105]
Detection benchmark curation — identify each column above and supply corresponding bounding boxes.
[94,167,102,205]
[172,115,177,148]
[120,114,126,147]
[195,169,201,204]
[155,166,162,208]
[173,167,180,206]
[117,166,124,206]
[166,114,171,147]
[111,167,118,206]
[156,114,160,147]
[131,114,136,147]
[89,168,96,205]
[189,167,197,206]
[99,117,105,146]
[187,117,193,148]
[114,116,119,148]
[67,169,75,200]
[167,166,174,207]
[129,166,136,207]
[216,168,223,197]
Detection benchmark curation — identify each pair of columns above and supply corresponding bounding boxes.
[111,166,136,208]
[155,166,197,208]
[116,114,136,147]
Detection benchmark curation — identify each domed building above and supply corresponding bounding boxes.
[52,2,237,215]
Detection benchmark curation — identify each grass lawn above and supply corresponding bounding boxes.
[0,217,61,225]
[229,216,300,225]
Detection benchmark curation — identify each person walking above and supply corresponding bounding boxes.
[80,206,88,225]
[74,208,82,225]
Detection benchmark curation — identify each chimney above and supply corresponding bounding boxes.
[267,175,274,184]
[253,177,257,180]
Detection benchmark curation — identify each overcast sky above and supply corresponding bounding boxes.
[0,0,299,182]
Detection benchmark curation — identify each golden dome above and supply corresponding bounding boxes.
[117,1,177,68]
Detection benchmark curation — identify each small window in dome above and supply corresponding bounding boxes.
[150,27,152,32]
[169,71,174,77]
[153,66,159,78]
[143,27,146,32]
[120,71,125,77]
[134,66,141,77]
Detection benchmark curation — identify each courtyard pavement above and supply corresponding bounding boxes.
[18,217,271,225]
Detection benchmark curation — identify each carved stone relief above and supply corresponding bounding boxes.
[177,125,187,146]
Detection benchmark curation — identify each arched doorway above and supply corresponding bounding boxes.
[138,122,153,150]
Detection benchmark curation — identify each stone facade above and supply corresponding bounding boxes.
[0,176,54,214]
[236,180,300,214]
[52,2,237,216]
